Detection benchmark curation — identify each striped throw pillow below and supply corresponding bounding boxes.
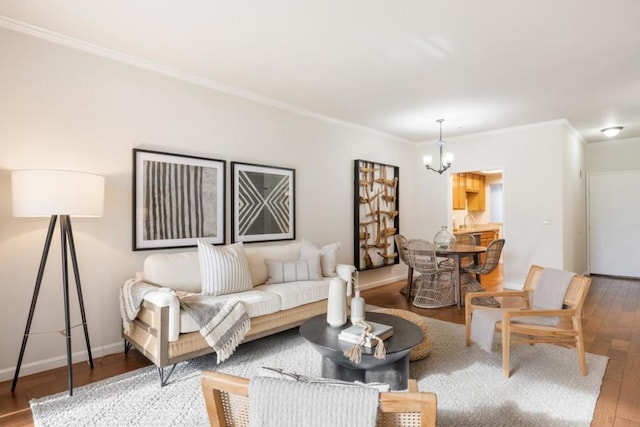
[265,256,322,284]
[197,240,253,296]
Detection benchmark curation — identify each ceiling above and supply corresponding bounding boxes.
[2,0,640,143]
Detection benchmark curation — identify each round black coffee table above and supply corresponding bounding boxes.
[299,312,423,390]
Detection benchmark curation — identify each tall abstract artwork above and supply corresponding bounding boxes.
[353,159,400,271]
[232,162,295,243]
[133,149,225,250]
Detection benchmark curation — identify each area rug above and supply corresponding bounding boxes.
[30,318,608,426]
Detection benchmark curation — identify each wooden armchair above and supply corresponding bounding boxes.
[201,371,437,427]
[465,265,591,378]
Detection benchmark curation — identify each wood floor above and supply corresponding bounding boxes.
[1,274,638,426]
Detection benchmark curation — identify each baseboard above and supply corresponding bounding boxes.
[0,342,124,383]
[359,274,406,290]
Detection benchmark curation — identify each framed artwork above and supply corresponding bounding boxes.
[353,159,400,270]
[133,149,225,250]
[231,162,295,243]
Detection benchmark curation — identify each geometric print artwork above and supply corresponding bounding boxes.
[143,160,218,240]
[232,162,295,243]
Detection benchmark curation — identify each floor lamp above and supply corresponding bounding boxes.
[10,169,105,396]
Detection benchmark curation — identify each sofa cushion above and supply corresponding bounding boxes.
[265,257,322,284]
[180,289,281,333]
[256,279,330,310]
[300,239,341,277]
[143,251,201,293]
[197,240,253,296]
[245,242,301,286]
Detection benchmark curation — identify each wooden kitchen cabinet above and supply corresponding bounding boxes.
[466,174,486,211]
[452,173,466,210]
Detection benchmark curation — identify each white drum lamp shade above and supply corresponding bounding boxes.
[12,169,105,217]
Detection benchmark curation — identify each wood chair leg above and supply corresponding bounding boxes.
[465,309,472,346]
[502,322,510,378]
[574,319,587,375]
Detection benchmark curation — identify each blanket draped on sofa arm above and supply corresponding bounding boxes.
[119,278,250,363]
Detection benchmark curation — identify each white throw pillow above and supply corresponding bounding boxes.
[197,240,253,296]
[265,256,322,284]
[300,239,341,277]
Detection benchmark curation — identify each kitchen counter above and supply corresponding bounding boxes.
[453,223,501,235]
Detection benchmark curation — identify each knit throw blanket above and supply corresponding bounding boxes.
[119,279,250,363]
[248,376,379,427]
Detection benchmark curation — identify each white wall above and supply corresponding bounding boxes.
[561,126,588,274]
[586,137,640,173]
[0,29,418,380]
[415,121,580,287]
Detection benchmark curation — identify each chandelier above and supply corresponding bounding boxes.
[423,119,454,175]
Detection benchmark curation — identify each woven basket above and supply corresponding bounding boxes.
[372,308,431,361]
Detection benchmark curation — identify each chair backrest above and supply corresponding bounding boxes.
[406,239,439,274]
[394,234,410,266]
[476,238,505,274]
[522,265,592,311]
[456,234,476,245]
[201,371,437,427]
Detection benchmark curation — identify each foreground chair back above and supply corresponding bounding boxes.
[465,264,591,378]
[201,371,437,427]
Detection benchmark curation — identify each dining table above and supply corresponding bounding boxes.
[434,243,486,309]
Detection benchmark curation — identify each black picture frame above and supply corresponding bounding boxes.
[353,159,400,270]
[231,161,295,243]
[133,148,225,250]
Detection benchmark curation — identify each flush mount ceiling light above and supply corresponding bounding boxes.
[423,119,454,175]
[601,126,623,137]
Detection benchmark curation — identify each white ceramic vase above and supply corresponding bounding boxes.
[327,277,347,327]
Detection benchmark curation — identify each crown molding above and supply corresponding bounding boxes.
[0,15,410,145]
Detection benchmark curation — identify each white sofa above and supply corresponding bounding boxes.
[122,240,353,385]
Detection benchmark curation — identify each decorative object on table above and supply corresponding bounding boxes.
[353,159,400,271]
[342,320,388,363]
[423,118,454,175]
[132,149,225,250]
[231,161,295,243]
[326,277,347,327]
[349,270,365,324]
[338,320,394,346]
[433,225,455,249]
[10,169,104,396]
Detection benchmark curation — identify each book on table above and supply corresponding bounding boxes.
[338,321,394,347]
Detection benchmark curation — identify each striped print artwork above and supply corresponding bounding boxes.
[143,160,218,241]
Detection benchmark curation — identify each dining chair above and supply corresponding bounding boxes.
[462,238,505,284]
[394,234,414,300]
[464,264,592,378]
[407,239,455,308]
[438,233,476,270]
[200,371,438,427]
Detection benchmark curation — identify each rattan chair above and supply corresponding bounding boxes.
[463,238,505,284]
[394,234,414,300]
[200,371,437,427]
[407,239,455,308]
[465,265,592,378]
[438,233,476,270]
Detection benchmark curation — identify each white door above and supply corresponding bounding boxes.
[588,171,640,278]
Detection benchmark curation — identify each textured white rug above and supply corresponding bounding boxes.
[30,318,608,426]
